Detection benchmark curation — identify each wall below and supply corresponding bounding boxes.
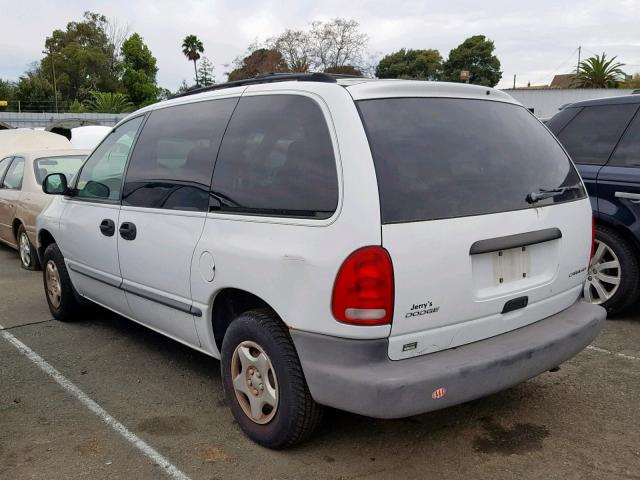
[502,89,636,119]
[0,112,127,129]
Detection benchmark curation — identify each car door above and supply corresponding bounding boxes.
[597,106,640,240]
[117,96,238,345]
[58,116,144,316]
[0,156,14,244]
[0,157,25,246]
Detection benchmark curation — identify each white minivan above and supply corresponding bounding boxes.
[37,73,606,448]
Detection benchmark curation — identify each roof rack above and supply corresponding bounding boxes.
[173,72,362,98]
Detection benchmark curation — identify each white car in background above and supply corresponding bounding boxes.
[68,126,111,149]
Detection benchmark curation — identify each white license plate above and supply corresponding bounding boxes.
[492,246,531,285]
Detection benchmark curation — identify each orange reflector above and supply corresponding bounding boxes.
[431,387,447,399]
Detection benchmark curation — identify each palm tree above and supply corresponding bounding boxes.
[182,35,205,86]
[84,92,133,113]
[576,53,626,88]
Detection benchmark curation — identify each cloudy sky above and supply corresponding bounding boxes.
[2,0,639,90]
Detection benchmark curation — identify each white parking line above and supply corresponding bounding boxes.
[0,325,192,480]
[587,345,640,362]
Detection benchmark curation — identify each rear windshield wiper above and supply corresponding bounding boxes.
[526,185,582,204]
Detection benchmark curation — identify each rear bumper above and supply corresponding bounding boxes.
[291,300,605,418]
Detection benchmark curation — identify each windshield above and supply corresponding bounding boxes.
[34,155,87,184]
[357,98,586,224]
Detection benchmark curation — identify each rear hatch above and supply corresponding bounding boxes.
[357,96,592,360]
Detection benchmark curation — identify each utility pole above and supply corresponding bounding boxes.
[576,46,581,76]
[513,74,516,89]
[42,47,58,113]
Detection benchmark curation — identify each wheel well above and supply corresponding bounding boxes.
[37,229,56,261]
[12,219,22,241]
[595,218,640,256]
[211,288,273,351]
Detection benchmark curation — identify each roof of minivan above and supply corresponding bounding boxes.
[562,93,640,109]
[344,79,518,104]
[123,77,520,126]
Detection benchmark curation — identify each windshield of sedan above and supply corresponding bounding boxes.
[34,155,87,184]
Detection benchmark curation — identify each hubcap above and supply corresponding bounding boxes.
[230,341,278,424]
[45,261,62,309]
[19,232,31,267]
[584,239,621,305]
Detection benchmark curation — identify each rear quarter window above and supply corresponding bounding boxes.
[210,94,339,219]
[358,97,585,224]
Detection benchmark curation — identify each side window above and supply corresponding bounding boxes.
[0,157,12,185]
[546,107,581,135]
[122,98,238,211]
[2,157,25,190]
[76,116,144,201]
[609,110,640,167]
[557,104,638,165]
[211,95,339,218]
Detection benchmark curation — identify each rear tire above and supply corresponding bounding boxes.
[585,225,640,314]
[221,309,323,449]
[42,244,83,321]
[17,224,40,271]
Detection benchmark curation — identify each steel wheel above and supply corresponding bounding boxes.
[19,232,31,268]
[231,340,279,425]
[45,260,62,309]
[584,239,621,304]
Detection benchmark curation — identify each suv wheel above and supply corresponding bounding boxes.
[221,309,323,448]
[43,244,83,321]
[584,225,640,314]
[17,225,40,270]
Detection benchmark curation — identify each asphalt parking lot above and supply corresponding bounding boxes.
[1,242,639,480]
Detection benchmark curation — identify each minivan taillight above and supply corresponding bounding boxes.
[331,246,394,326]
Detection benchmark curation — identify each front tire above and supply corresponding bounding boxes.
[584,225,640,314]
[42,244,83,321]
[221,309,323,449]
[17,225,40,271]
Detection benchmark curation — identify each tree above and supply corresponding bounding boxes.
[441,35,502,87]
[15,66,55,111]
[84,91,132,113]
[227,48,288,81]
[197,57,215,86]
[324,65,362,76]
[576,53,626,88]
[121,33,159,106]
[265,19,369,74]
[376,49,442,80]
[42,11,120,102]
[182,35,205,86]
[269,29,312,72]
[0,79,17,101]
[308,18,368,71]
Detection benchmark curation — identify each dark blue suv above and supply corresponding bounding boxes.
[548,94,640,314]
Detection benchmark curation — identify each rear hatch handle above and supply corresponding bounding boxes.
[470,228,562,255]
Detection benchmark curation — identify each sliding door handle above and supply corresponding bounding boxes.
[119,222,137,240]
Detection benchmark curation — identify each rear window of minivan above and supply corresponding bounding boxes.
[358,98,586,224]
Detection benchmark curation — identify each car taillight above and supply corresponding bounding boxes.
[331,246,394,326]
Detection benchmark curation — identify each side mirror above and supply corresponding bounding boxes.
[42,173,68,195]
